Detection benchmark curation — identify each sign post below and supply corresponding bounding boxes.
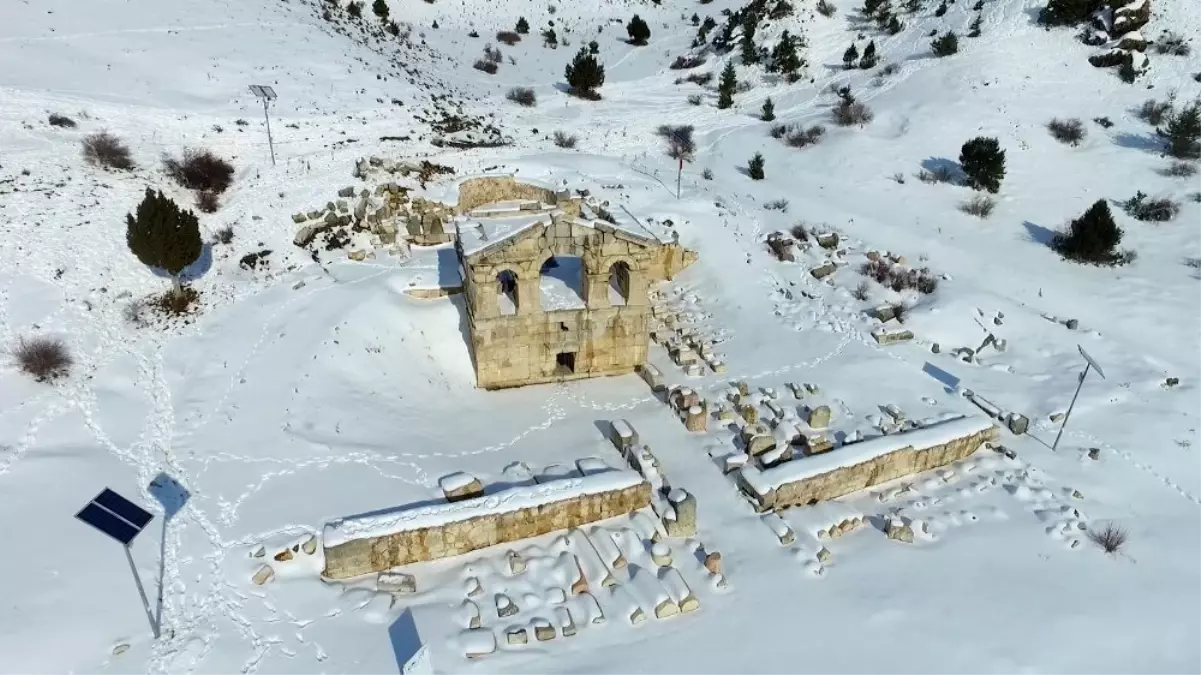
[248,85,278,166]
[1052,345,1106,452]
[75,488,159,638]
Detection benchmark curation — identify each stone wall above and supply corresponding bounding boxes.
[738,421,999,511]
[456,176,582,219]
[322,479,651,580]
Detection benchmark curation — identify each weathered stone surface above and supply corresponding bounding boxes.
[704,552,722,575]
[873,329,914,345]
[654,599,680,618]
[747,434,776,456]
[440,473,484,503]
[508,550,526,574]
[273,549,293,562]
[810,261,837,279]
[664,489,697,537]
[685,405,707,432]
[496,593,518,617]
[505,628,527,645]
[808,405,831,429]
[378,572,416,593]
[534,623,556,641]
[1007,413,1029,435]
[816,546,832,563]
[292,213,307,223]
[338,186,356,198]
[741,404,759,426]
[886,520,914,543]
[301,535,318,555]
[322,478,652,579]
[651,542,672,567]
[252,564,274,585]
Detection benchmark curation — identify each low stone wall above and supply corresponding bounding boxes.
[737,416,998,511]
[322,472,651,579]
[403,286,463,299]
[456,176,581,218]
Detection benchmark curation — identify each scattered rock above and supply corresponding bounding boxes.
[1050,412,1066,423]
[807,405,832,429]
[112,643,130,656]
[291,213,307,223]
[1007,413,1030,435]
[1165,377,1179,388]
[885,520,914,544]
[931,342,940,354]
[507,550,526,575]
[378,572,417,594]
[496,593,518,617]
[703,551,722,575]
[1088,447,1101,460]
[338,186,356,198]
[651,542,673,567]
[810,261,837,279]
[1072,489,1084,499]
[301,535,317,555]
[251,546,265,558]
[653,598,680,619]
[273,549,293,562]
[534,622,555,641]
[505,628,528,645]
[816,547,832,563]
[466,576,483,596]
[348,249,367,261]
[1064,318,1079,330]
[251,564,274,585]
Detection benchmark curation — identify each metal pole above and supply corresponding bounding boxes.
[1052,362,1090,451]
[263,99,276,166]
[676,156,682,199]
[125,544,160,639]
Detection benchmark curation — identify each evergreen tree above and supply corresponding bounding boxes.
[588,39,600,54]
[959,136,1006,193]
[126,189,202,295]
[717,61,737,109]
[904,0,921,11]
[714,12,739,52]
[762,98,776,121]
[747,152,766,180]
[1158,99,1201,159]
[627,15,651,45]
[771,31,804,80]
[346,1,363,18]
[515,17,530,34]
[543,27,558,47]
[968,14,982,37]
[564,47,605,96]
[740,13,759,63]
[1038,0,1103,26]
[843,43,859,69]
[1051,200,1125,265]
[887,15,904,34]
[863,0,883,15]
[372,0,389,20]
[934,0,948,16]
[860,41,878,69]
[932,30,958,56]
[691,13,701,25]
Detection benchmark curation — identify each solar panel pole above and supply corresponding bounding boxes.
[125,543,160,639]
[263,98,276,166]
[249,85,278,166]
[1052,345,1106,452]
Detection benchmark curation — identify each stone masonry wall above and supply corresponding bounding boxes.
[744,425,999,511]
[457,176,582,219]
[322,481,651,579]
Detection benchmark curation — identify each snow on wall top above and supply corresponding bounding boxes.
[738,416,996,495]
[453,212,554,257]
[323,468,645,547]
[422,173,564,206]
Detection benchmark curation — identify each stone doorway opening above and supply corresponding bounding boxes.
[555,351,576,375]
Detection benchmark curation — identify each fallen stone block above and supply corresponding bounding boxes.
[439,471,484,503]
[534,621,556,641]
[810,261,837,279]
[762,512,795,545]
[886,520,914,544]
[872,328,915,345]
[251,564,274,585]
[505,627,528,645]
[378,572,416,594]
[650,542,673,567]
[664,489,697,537]
[460,627,495,659]
[496,593,518,617]
[704,551,722,575]
[556,606,577,637]
[807,405,831,429]
[1007,413,1029,435]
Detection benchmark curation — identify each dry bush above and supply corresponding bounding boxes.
[918,166,956,184]
[48,113,76,128]
[916,275,939,294]
[687,94,703,105]
[959,194,996,218]
[1047,117,1086,145]
[817,0,837,16]
[163,148,234,194]
[1093,116,1114,128]
[1136,98,1173,125]
[1088,522,1128,554]
[151,286,200,316]
[685,72,714,86]
[701,168,713,180]
[496,30,521,45]
[1154,31,1190,56]
[1121,191,1180,222]
[832,97,873,126]
[483,44,503,63]
[786,125,825,148]
[553,130,578,148]
[852,281,870,300]
[1161,161,1198,178]
[670,54,706,69]
[473,59,497,73]
[506,87,536,106]
[196,190,220,213]
[82,131,135,170]
[213,225,235,244]
[764,199,789,212]
[790,224,809,241]
[13,337,72,382]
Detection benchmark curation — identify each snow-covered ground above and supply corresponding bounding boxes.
[1,0,1198,672]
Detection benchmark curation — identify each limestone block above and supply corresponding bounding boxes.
[810,261,837,279]
[274,548,293,562]
[301,535,317,555]
[805,435,834,455]
[650,542,672,567]
[496,593,518,617]
[653,598,680,619]
[886,520,914,544]
[505,627,528,645]
[380,572,418,594]
[1007,413,1029,435]
[291,212,307,223]
[664,488,697,537]
[741,404,759,426]
[808,405,832,429]
[816,547,832,563]
[704,552,722,575]
[251,564,274,585]
[534,621,556,641]
[570,556,589,595]
[685,405,707,432]
[440,472,484,502]
[747,434,776,456]
[507,550,526,575]
[556,606,577,637]
[873,328,915,345]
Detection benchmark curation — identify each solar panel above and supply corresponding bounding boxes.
[248,85,277,100]
[94,488,154,529]
[76,503,141,545]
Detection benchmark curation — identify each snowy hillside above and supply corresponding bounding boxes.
[1,0,1199,672]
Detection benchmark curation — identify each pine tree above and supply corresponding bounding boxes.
[1051,200,1125,265]
[564,47,605,97]
[740,13,759,63]
[771,31,804,80]
[627,15,651,45]
[843,43,859,69]
[372,0,389,20]
[860,41,878,69]
[959,136,1006,193]
[863,0,882,15]
[904,0,922,11]
[588,39,600,54]
[932,30,958,56]
[717,61,737,109]
[1158,99,1201,159]
[968,14,982,37]
[515,17,530,34]
[126,189,202,295]
[934,0,948,16]
[747,152,766,180]
[762,98,776,121]
[1038,0,1103,26]
[346,1,363,18]
[888,15,904,34]
[691,13,701,25]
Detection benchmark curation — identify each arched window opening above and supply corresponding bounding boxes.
[497,270,518,315]
[608,261,632,306]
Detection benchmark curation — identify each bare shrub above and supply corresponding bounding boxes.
[701,168,713,180]
[786,125,826,148]
[473,59,498,74]
[213,225,235,244]
[151,286,200,316]
[1120,191,1180,222]
[687,94,703,106]
[918,165,955,184]
[764,199,789,212]
[163,148,234,194]
[14,336,72,382]
[670,54,706,69]
[483,44,503,63]
[82,131,135,170]
[817,0,837,16]
[1136,98,1173,125]
[1154,31,1190,56]
[553,130,578,148]
[124,299,149,327]
[916,275,939,294]
[789,224,809,241]
[496,30,521,45]
[890,172,906,184]
[196,190,220,213]
[831,92,873,126]
[1088,522,1128,554]
[506,87,537,106]
[48,113,76,128]
[1161,161,1198,178]
[1047,117,1086,145]
[852,281,870,300]
[1093,116,1114,128]
[959,194,996,218]
[685,72,714,86]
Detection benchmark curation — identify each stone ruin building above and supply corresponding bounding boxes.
[451,176,696,390]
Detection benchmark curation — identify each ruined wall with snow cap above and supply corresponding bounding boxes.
[452,175,580,218]
[322,469,651,579]
[737,416,999,511]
